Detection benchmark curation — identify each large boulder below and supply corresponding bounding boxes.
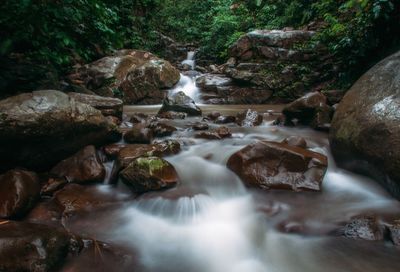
[227,141,328,192]
[0,221,71,272]
[158,91,202,116]
[224,29,336,101]
[0,90,120,171]
[120,157,179,193]
[330,51,400,199]
[0,170,40,219]
[67,50,180,104]
[50,145,105,184]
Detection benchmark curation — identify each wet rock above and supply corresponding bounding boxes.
[0,221,71,272]
[156,111,187,120]
[206,111,221,121]
[195,126,232,140]
[282,136,307,149]
[387,220,400,246]
[103,144,128,160]
[330,51,400,200]
[120,157,179,193]
[123,124,153,144]
[148,121,177,137]
[67,92,123,119]
[227,141,327,191]
[25,200,64,228]
[129,113,149,123]
[283,91,333,130]
[341,215,384,241]
[0,169,40,219]
[117,140,181,168]
[196,74,233,92]
[215,115,236,124]
[0,90,120,171]
[68,49,180,104]
[191,122,209,131]
[41,177,68,196]
[50,145,105,184]
[236,109,263,127]
[54,184,131,214]
[158,91,202,116]
[322,89,345,105]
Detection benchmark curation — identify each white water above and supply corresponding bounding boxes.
[168,74,202,103]
[105,119,400,272]
[181,51,196,70]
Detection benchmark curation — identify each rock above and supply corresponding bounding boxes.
[67,92,123,119]
[236,109,263,127]
[120,157,179,193]
[25,200,64,228]
[227,141,327,192]
[341,215,384,241]
[123,124,153,144]
[0,169,40,219]
[41,178,68,196]
[215,115,236,124]
[148,121,177,137]
[0,221,71,272]
[68,49,180,104]
[102,143,128,160]
[50,145,105,184]
[283,91,332,130]
[330,51,400,199]
[129,113,149,123]
[117,140,181,168]
[191,122,209,131]
[54,184,131,214]
[158,91,202,116]
[282,136,307,149]
[156,111,187,120]
[0,90,120,171]
[206,111,221,120]
[322,89,345,105]
[195,126,232,140]
[195,74,233,92]
[387,220,400,246]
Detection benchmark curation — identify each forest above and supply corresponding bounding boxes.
[0,1,400,272]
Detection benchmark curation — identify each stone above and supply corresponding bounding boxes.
[25,200,64,228]
[50,145,105,184]
[227,141,327,192]
[158,91,202,116]
[123,124,153,144]
[0,221,71,272]
[0,90,120,171]
[282,136,307,149]
[67,92,123,118]
[148,122,177,137]
[387,220,400,246]
[195,126,232,140]
[0,169,40,219]
[120,157,179,193]
[236,109,263,127]
[330,51,400,199]
[215,115,236,124]
[341,215,384,241]
[191,122,209,131]
[156,111,187,120]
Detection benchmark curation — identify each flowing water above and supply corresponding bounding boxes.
[65,75,400,271]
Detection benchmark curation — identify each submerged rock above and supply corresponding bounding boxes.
[148,121,177,137]
[0,221,71,272]
[120,157,179,193]
[158,91,202,116]
[50,145,105,184]
[330,50,400,199]
[123,123,153,144]
[0,169,40,219]
[0,90,120,171]
[195,126,232,140]
[227,141,327,192]
[236,109,263,127]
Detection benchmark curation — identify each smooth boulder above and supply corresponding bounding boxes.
[67,92,123,118]
[120,157,179,193]
[227,141,327,191]
[330,51,400,199]
[0,90,119,171]
[0,170,40,219]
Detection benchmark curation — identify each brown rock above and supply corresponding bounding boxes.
[148,122,177,137]
[120,157,179,193]
[123,124,153,144]
[0,221,71,272]
[195,126,232,140]
[227,141,327,191]
[157,111,187,120]
[25,200,63,228]
[282,136,307,148]
[41,177,68,196]
[387,220,400,246]
[158,91,202,116]
[341,215,384,241]
[215,115,236,124]
[50,146,105,184]
[191,122,209,131]
[103,143,128,159]
[0,170,40,219]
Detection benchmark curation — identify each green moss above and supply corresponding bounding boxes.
[136,157,169,175]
